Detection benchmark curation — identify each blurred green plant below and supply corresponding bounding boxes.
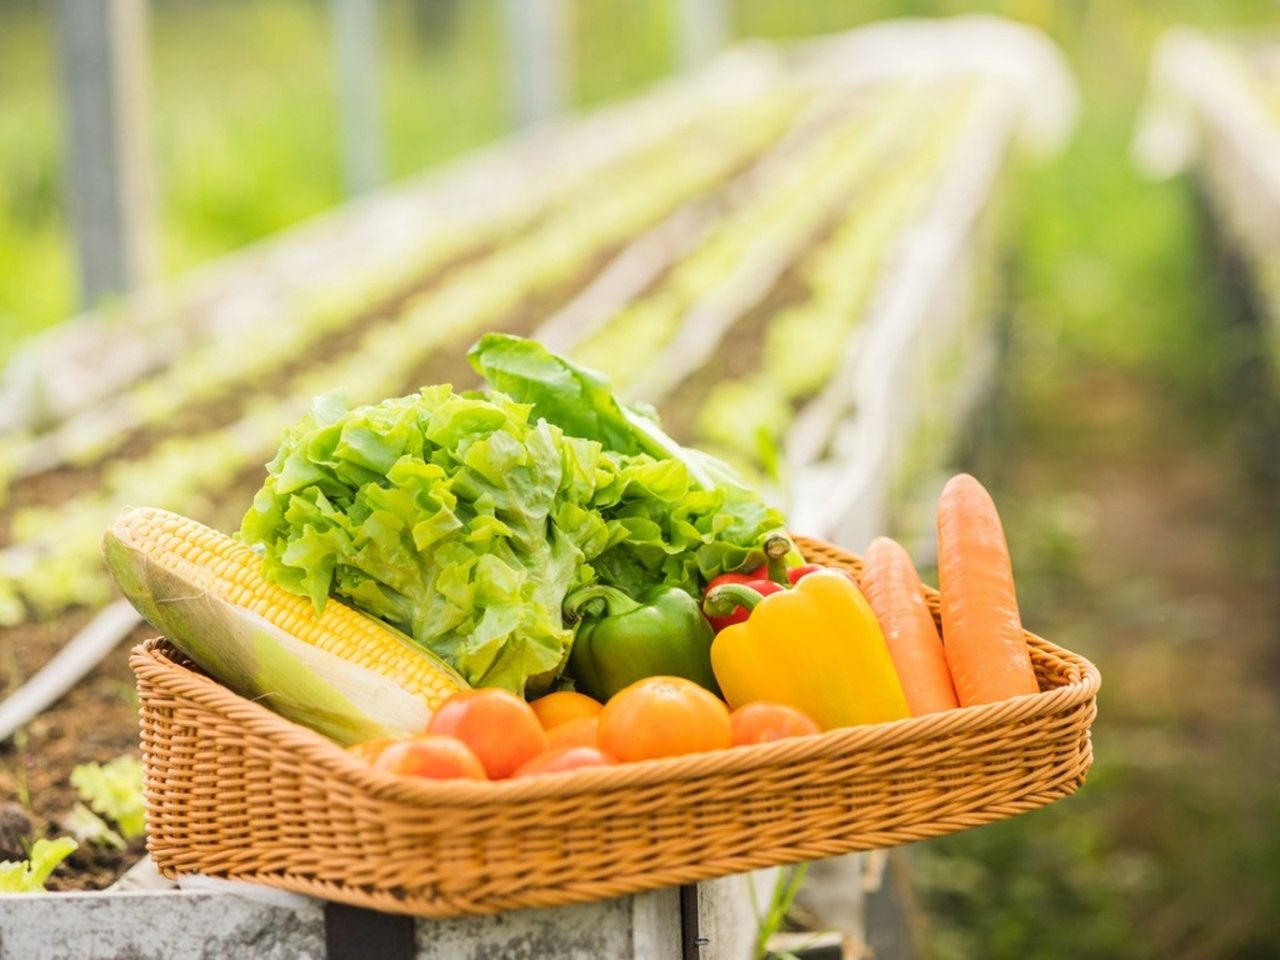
[0,836,78,893]
[753,863,810,960]
[70,755,145,842]
[0,8,73,352]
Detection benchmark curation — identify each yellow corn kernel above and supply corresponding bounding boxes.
[107,507,466,711]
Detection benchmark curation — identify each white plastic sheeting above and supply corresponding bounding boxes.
[791,14,1077,159]
[1135,27,1280,341]
[785,17,1077,546]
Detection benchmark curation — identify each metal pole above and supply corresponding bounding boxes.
[55,0,155,307]
[502,0,567,127]
[675,0,727,73]
[332,0,386,196]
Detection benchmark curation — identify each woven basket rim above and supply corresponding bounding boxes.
[130,531,1100,806]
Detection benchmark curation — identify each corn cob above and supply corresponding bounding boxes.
[103,507,467,744]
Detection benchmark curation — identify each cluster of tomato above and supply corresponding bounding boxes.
[351,676,823,782]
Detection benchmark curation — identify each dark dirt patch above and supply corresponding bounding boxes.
[0,801,32,860]
[0,626,151,891]
[658,270,809,444]
[0,610,96,693]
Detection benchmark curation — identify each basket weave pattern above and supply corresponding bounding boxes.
[131,537,1099,917]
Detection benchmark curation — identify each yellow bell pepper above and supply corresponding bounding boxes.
[704,569,910,730]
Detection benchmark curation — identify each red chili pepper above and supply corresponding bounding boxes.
[786,564,823,585]
[705,563,769,595]
[703,578,783,632]
[786,563,857,586]
[703,566,765,633]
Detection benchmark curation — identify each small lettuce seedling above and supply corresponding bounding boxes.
[63,803,126,850]
[71,755,145,841]
[0,837,78,892]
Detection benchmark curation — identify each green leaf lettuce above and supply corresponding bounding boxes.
[0,837,78,893]
[242,339,788,695]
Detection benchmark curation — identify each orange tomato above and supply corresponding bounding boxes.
[347,738,399,763]
[514,746,617,778]
[427,689,548,779]
[529,691,604,730]
[598,676,732,763]
[730,702,821,746]
[372,735,487,781]
[546,716,599,750]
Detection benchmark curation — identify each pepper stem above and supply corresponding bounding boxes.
[763,531,795,583]
[563,583,642,622]
[703,582,770,619]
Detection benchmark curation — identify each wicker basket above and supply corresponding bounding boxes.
[130,537,1099,918]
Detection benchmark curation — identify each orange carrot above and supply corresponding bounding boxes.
[861,536,959,715]
[935,474,1039,706]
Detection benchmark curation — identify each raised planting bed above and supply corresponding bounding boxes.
[1137,27,1280,363]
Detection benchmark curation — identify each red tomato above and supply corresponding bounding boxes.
[785,563,823,584]
[372,735,487,781]
[529,691,603,730]
[598,676,732,762]
[730,702,822,746]
[704,564,768,594]
[787,564,857,586]
[514,746,617,778]
[546,716,599,750]
[427,689,548,779]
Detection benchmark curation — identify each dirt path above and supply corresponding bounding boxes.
[914,310,1280,957]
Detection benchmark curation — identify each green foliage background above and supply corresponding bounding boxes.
[1,0,1272,359]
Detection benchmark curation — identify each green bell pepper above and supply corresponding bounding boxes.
[563,583,719,700]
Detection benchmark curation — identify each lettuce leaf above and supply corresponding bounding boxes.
[70,756,145,841]
[467,334,788,589]
[469,332,755,490]
[468,333,651,458]
[242,342,788,695]
[0,837,78,893]
[242,387,618,694]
